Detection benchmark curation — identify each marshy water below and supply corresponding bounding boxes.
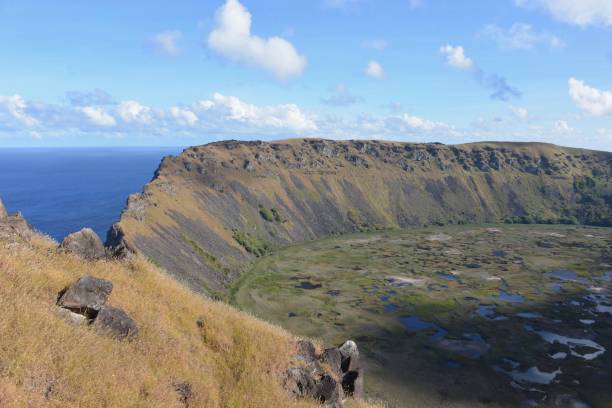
[234,225,612,407]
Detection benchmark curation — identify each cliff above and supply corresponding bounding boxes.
[107,139,612,295]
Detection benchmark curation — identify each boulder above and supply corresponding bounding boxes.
[56,307,88,326]
[296,339,318,363]
[282,366,316,399]
[321,348,343,376]
[314,375,342,408]
[60,228,106,260]
[57,275,113,315]
[337,340,364,398]
[0,198,7,219]
[283,339,356,407]
[105,224,134,259]
[93,305,138,340]
[0,211,33,241]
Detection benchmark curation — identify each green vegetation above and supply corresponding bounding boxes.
[232,230,272,256]
[233,224,612,408]
[259,206,283,223]
[270,207,283,223]
[182,234,226,272]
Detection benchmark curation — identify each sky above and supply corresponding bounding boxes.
[0,0,611,150]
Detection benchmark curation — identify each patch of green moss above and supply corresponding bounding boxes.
[232,230,272,257]
[182,234,225,271]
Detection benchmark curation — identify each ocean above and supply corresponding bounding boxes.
[0,147,183,242]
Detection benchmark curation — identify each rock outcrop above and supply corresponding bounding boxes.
[107,139,612,295]
[0,198,33,242]
[57,275,138,340]
[59,228,106,260]
[283,339,364,408]
[0,198,7,219]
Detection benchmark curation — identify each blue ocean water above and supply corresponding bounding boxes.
[0,147,183,241]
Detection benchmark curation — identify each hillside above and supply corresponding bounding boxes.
[108,139,612,296]
[0,210,378,408]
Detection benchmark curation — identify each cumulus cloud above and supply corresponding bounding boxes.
[440,45,474,70]
[440,45,520,101]
[0,91,467,142]
[481,23,564,50]
[197,93,317,133]
[117,101,155,124]
[170,107,199,127]
[321,84,361,106]
[568,78,612,116]
[0,95,39,128]
[207,0,306,80]
[365,60,385,78]
[515,0,612,27]
[151,30,183,56]
[79,106,117,127]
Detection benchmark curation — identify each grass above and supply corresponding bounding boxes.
[0,234,379,408]
[232,224,612,408]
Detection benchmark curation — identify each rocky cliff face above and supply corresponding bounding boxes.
[107,139,612,295]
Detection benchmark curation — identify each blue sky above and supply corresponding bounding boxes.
[1,0,611,149]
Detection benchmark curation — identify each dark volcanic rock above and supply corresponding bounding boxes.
[57,275,113,315]
[283,338,364,407]
[282,366,317,399]
[93,305,138,340]
[337,340,364,398]
[105,224,134,259]
[60,228,106,260]
[321,348,343,376]
[313,375,342,407]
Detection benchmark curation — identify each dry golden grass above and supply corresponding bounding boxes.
[0,234,380,408]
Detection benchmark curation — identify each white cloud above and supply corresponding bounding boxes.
[151,30,183,56]
[399,114,447,131]
[79,106,116,127]
[511,106,530,120]
[197,93,317,133]
[365,60,385,78]
[481,23,564,50]
[117,101,155,124]
[439,45,474,70]
[515,0,612,27]
[363,39,388,50]
[170,107,199,127]
[568,78,612,116]
[207,0,306,80]
[554,120,573,134]
[440,45,521,101]
[0,95,40,128]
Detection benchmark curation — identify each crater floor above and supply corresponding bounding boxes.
[232,224,612,408]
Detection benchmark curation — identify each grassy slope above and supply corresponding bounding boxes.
[112,139,612,296]
[0,233,380,408]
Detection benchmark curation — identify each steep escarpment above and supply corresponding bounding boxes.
[108,139,612,295]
